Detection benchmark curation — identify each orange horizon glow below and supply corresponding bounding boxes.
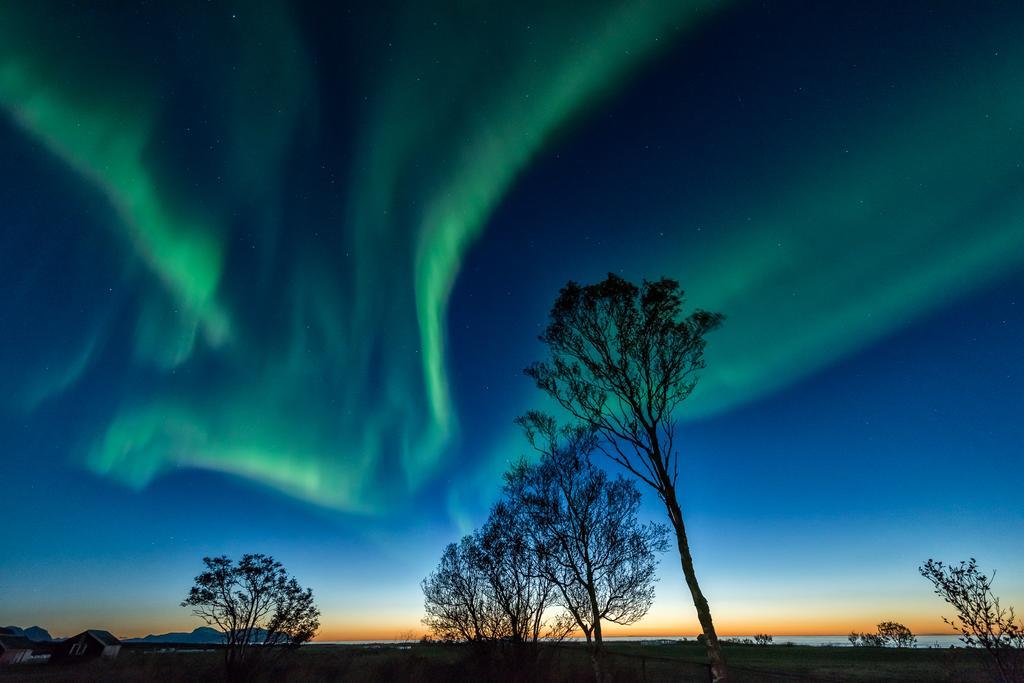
[309,618,961,643]
[27,618,961,642]
[22,607,963,642]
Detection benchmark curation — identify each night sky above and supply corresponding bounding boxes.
[1,1,1022,640]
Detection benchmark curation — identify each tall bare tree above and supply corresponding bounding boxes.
[182,554,319,679]
[525,273,728,680]
[508,411,667,682]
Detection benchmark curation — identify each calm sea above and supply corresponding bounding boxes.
[601,635,966,648]
[314,635,967,649]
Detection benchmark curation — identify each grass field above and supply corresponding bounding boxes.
[0,641,995,682]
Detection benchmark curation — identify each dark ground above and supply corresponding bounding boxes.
[0,641,996,682]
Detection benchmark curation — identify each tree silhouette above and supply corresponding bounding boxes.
[920,558,1024,682]
[507,411,667,682]
[851,622,917,648]
[526,273,729,680]
[422,536,498,643]
[876,621,917,648]
[422,505,565,647]
[848,631,885,647]
[477,500,563,644]
[182,553,319,679]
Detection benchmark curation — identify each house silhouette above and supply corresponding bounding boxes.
[52,630,121,660]
[0,630,51,665]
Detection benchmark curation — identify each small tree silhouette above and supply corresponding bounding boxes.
[476,500,561,646]
[507,411,668,682]
[876,621,916,648]
[422,506,564,647]
[920,558,1024,682]
[422,536,495,643]
[181,554,319,679]
[849,625,912,648]
[422,504,570,680]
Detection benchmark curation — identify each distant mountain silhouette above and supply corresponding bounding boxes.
[2,626,53,641]
[124,627,225,644]
[1,625,276,645]
[123,627,275,644]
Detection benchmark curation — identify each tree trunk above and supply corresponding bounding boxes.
[589,650,603,683]
[587,569,611,683]
[590,609,610,683]
[664,483,728,682]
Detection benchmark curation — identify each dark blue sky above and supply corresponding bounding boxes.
[1,0,1022,638]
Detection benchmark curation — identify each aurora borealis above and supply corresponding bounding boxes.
[1,0,722,510]
[2,1,1022,640]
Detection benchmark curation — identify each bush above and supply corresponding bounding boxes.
[849,623,915,648]
[877,621,917,648]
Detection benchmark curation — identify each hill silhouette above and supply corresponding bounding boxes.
[2,626,52,641]
[122,627,277,644]
[123,627,225,644]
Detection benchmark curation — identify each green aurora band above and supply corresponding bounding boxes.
[1,1,1022,516]
[0,10,226,363]
[675,36,1024,417]
[351,1,718,484]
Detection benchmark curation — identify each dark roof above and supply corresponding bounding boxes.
[84,630,121,647]
[0,635,35,651]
